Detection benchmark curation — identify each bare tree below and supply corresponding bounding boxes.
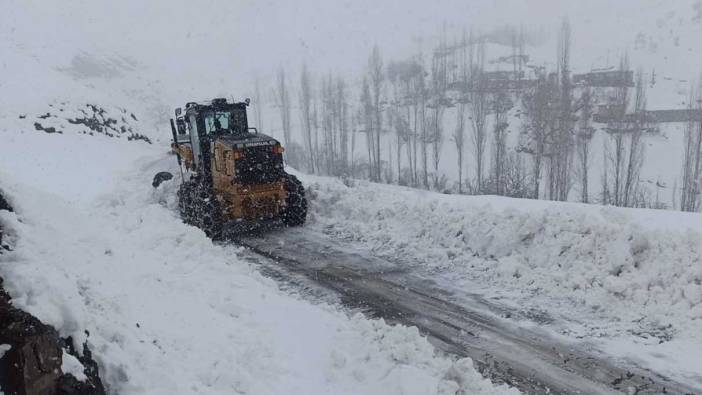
[491,92,511,195]
[412,56,429,189]
[276,68,294,166]
[451,30,469,193]
[519,72,557,198]
[681,83,702,211]
[360,77,375,180]
[607,129,626,206]
[454,101,467,193]
[388,108,409,184]
[336,76,350,175]
[406,52,430,189]
[299,65,316,173]
[575,87,595,202]
[428,104,445,189]
[600,141,611,204]
[469,36,488,191]
[421,100,429,188]
[254,76,264,132]
[518,20,575,201]
[603,56,640,207]
[350,109,358,177]
[622,70,647,207]
[429,33,449,189]
[312,87,321,174]
[321,74,334,174]
[603,65,651,207]
[388,59,424,185]
[368,45,385,181]
[511,27,519,79]
[388,61,409,184]
[387,59,417,185]
[548,18,575,201]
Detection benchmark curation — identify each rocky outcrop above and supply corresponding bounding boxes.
[0,288,64,394]
[0,190,105,395]
[22,103,150,143]
[0,189,11,252]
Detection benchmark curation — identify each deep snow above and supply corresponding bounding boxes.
[302,175,702,387]
[0,128,517,394]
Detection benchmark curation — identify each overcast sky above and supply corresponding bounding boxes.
[230,0,689,75]
[4,0,700,93]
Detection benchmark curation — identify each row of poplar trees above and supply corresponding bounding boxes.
[262,19,702,212]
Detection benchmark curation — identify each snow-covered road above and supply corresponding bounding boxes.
[236,228,700,395]
[299,173,702,390]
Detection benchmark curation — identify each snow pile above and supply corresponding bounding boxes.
[62,353,88,382]
[305,176,702,341]
[0,129,516,394]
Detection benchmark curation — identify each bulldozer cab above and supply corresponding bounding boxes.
[202,108,248,135]
[172,98,253,174]
[170,98,285,185]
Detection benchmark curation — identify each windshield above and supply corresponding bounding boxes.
[203,109,247,135]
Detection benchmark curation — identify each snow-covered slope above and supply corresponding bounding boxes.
[302,175,702,386]
[0,128,517,394]
[0,2,517,393]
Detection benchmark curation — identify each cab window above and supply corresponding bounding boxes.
[203,111,231,134]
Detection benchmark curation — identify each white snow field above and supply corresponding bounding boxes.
[0,129,517,395]
[303,175,702,387]
[2,0,702,392]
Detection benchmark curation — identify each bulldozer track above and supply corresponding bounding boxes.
[234,229,700,395]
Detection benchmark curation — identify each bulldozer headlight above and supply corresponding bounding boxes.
[272,145,285,154]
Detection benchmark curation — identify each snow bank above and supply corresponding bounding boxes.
[304,176,702,345]
[0,129,516,394]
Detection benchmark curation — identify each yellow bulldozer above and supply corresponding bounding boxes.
[153,98,306,239]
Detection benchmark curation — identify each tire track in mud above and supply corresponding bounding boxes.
[234,229,700,395]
